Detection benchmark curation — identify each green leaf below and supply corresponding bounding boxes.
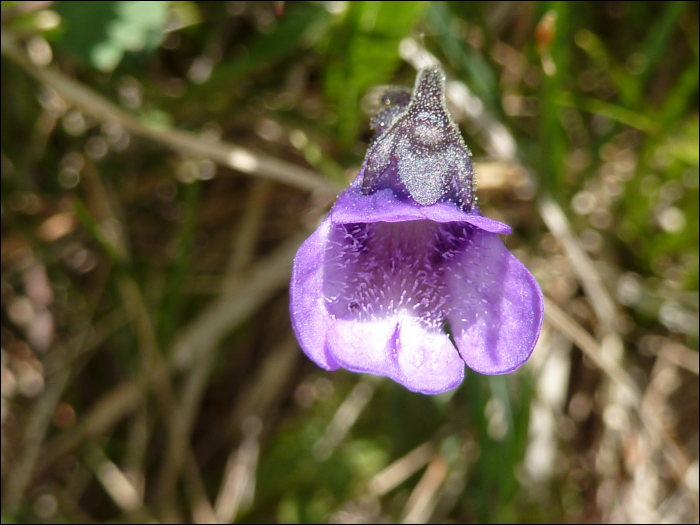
[556,92,659,134]
[659,57,699,130]
[426,2,500,111]
[1,514,17,525]
[157,179,199,348]
[574,28,639,108]
[55,1,170,71]
[184,2,332,102]
[636,1,688,86]
[539,2,570,196]
[324,1,428,148]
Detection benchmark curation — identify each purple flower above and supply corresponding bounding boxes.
[290,66,543,394]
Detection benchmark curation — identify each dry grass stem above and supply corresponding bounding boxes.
[5,300,106,512]
[83,442,143,514]
[216,335,301,450]
[400,455,448,524]
[157,180,272,504]
[369,442,435,497]
[312,379,376,461]
[184,453,217,524]
[172,232,305,370]
[4,348,72,511]
[544,297,698,508]
[214,418,261,523]
[538,196,618,334]
[544,297,639,401]
[652,342,699,375]
[38,233,304,481]
[0,29,339,194]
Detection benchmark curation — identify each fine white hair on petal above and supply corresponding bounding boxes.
[322,221,454,330]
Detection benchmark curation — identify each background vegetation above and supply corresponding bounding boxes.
[1,1,698,523]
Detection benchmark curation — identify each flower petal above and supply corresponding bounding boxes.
[326,316,464,394]
[333,168,512,235]
[444,227,544,374]
[290,217,339,370]
[395,318,465,393]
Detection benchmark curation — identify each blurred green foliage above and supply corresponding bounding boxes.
[324,1,427,147]
[55,1,171,71]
